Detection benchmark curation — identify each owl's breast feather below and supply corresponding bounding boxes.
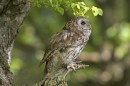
[82,30,91,37]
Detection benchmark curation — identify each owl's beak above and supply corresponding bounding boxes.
[89,25,92,30]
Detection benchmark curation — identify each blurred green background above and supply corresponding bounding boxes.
[10,0,130,86]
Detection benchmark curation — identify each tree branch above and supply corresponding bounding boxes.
[33,64,89,86]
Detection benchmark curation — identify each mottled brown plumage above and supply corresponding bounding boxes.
[39,16,92,74]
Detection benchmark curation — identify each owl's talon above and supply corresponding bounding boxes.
[67,62,78,71]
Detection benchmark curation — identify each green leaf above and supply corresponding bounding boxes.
[71,3,76,8]
[91,6,103,16]
[98,9,103,16]
[76,4,80,9]
[57,7,64,15]
[84,7,90,14]
[80,2,85,5]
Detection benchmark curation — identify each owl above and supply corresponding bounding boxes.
[39,16,92,74]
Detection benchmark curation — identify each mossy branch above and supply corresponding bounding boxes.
[33,64,89,86]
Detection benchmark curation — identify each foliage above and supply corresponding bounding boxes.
[33,0,103,17]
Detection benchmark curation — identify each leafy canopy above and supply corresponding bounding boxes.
[33,0,103,17]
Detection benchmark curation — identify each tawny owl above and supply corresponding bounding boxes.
[39,16,92,74]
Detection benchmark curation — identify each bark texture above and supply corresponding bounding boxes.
[0,0,31,86]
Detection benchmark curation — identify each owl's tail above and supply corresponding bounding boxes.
[44,61,49,75]
[39,60,48,75]
[39,60,52,75]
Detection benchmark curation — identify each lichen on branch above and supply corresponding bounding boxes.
[33,64,89,86]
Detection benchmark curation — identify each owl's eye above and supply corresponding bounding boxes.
[81,21,86,25]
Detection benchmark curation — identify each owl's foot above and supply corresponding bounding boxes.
[67,61,82,71]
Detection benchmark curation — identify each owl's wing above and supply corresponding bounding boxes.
[39,30,72,66]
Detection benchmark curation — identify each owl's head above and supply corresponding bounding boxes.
[63,16,91,31]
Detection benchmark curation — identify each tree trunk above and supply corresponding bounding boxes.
[0,0,31,86]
